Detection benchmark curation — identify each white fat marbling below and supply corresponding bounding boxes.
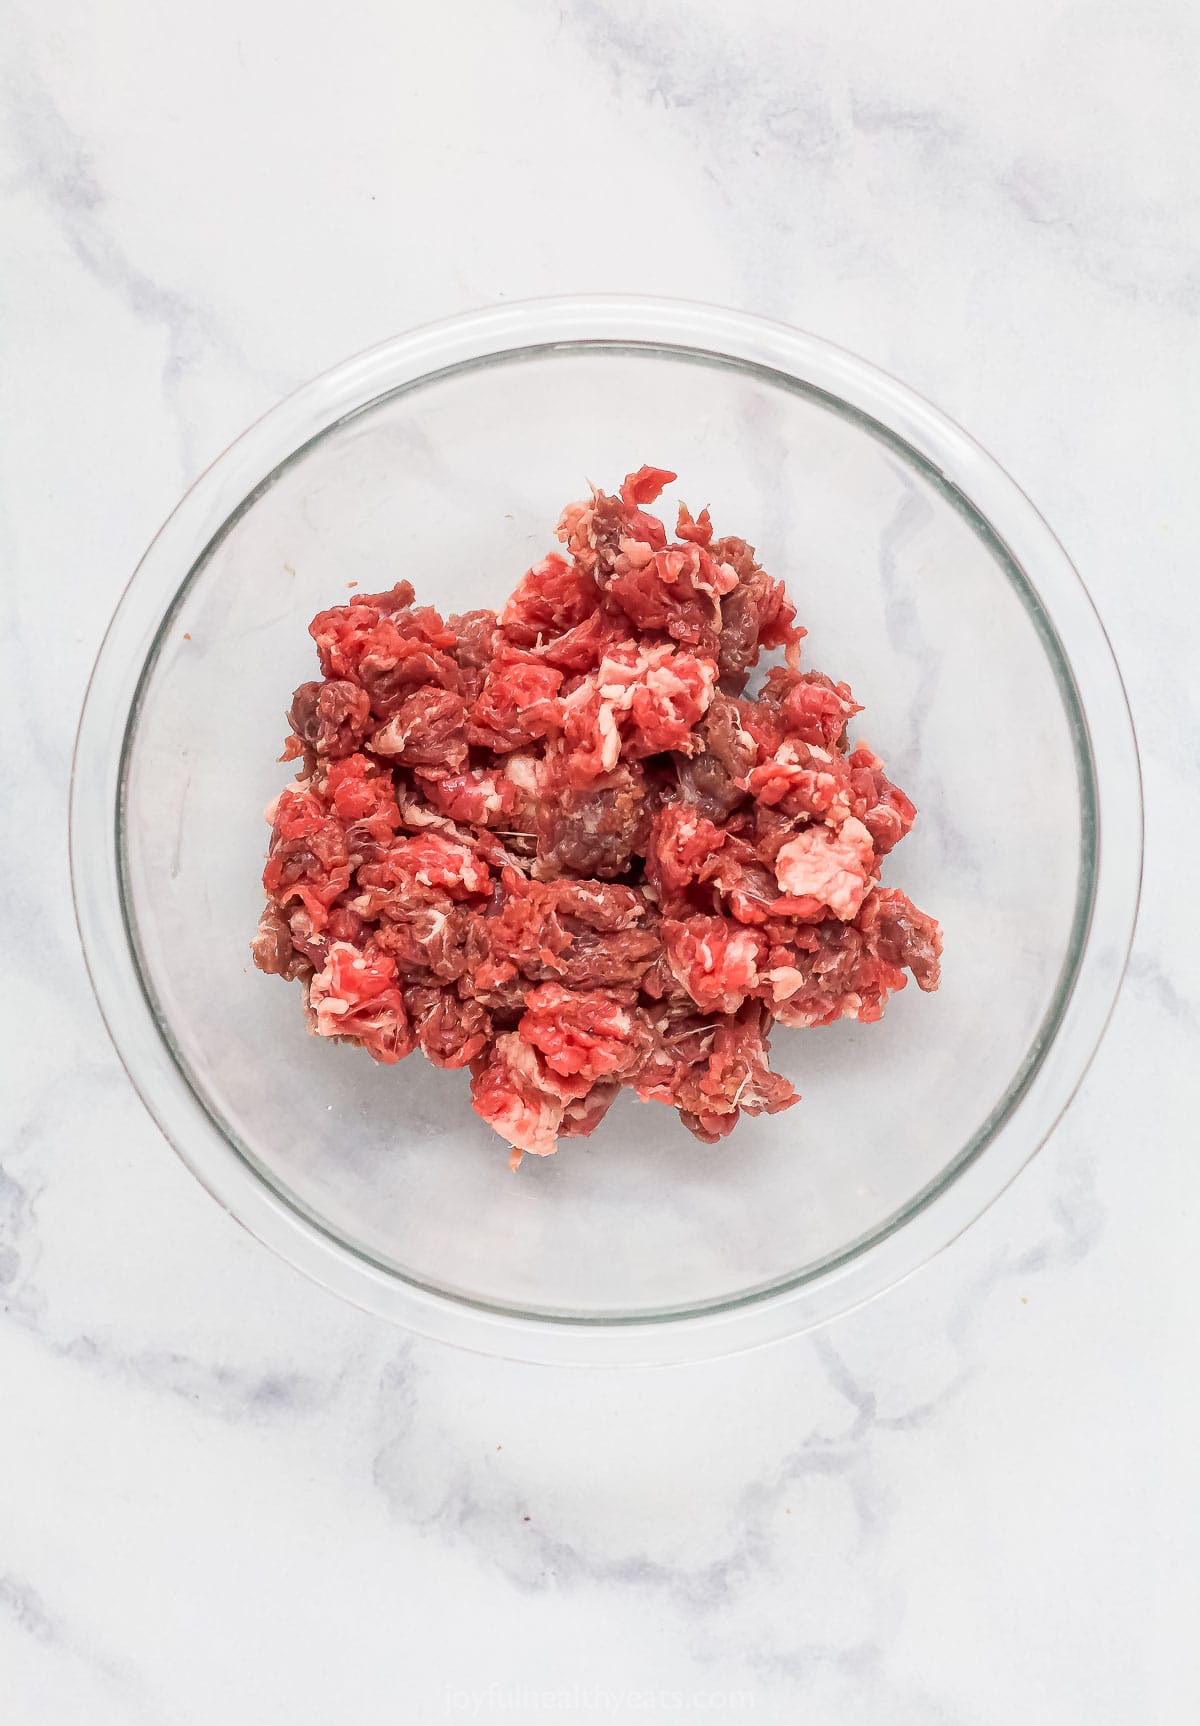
[2,1,1198,1720]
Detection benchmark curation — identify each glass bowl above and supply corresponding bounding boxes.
[71,298,1141,1365]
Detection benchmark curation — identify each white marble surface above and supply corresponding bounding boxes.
[2,1,1197,1719]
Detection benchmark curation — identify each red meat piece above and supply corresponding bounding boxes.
[672,693,756,822]
[537,880,661,988]
[403,986,493,1069]
[701,835,789,926]
[559,645,717,780]
[470,1032,588,1162]
[857,886,943,991]
[250,904,311,980]
[287,679,372,759]
[675,1012,799,1142]
[518,983,650,1084]
[645,804,727,904]
[370,688,469,775]
[468,650,564,752]
[353,833,491,917]
[262,785,352,930]
[310,594,458,718]
[533,764,647,881]
[374,898,469,982]
[605,541,736,652]
[746,740,856,825]
[534,608,631,674]
[772,817,877,921]
[415,768,521,826]
[307,942,412,1064]
[661,914,765,1014]
[848,743,918,855]
[325,754,400,827]
[559,1081,622,1138]
[462,871,573,999]
[500,553,600,646]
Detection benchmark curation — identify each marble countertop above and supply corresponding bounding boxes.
[3,2,1197,1720]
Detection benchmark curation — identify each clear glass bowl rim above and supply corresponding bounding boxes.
[70,295,1143,1366]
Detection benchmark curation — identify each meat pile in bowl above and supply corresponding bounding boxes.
[252,467,942,1168]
